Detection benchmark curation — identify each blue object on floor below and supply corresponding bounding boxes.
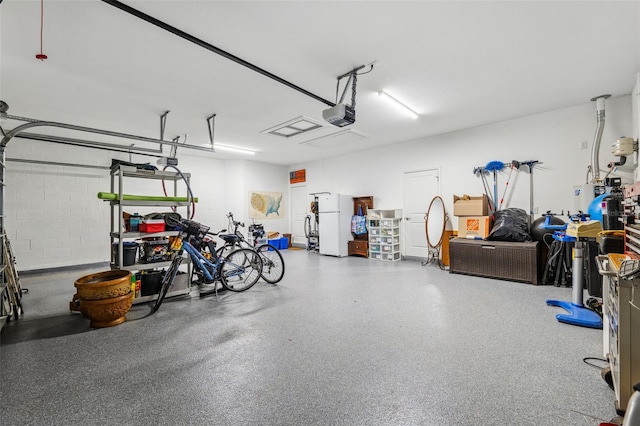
[279,237,289,250]
[553,232,576,243]
[545,300,603,329]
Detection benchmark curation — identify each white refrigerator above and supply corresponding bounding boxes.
[318,193,353,257]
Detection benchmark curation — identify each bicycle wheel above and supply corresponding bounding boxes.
[153,255,183,313]
[220,248,263,292]
[256,244,285,284]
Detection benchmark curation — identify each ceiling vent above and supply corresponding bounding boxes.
[300,129,368,148]
[261,116,324,138]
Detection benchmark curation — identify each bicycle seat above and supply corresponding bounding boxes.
[220,234,240,245]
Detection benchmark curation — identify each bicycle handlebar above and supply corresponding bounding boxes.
[226,212,244,229]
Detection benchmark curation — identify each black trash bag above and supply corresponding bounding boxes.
[487,208,532,242]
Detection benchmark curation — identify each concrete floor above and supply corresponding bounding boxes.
[0,250,618,425]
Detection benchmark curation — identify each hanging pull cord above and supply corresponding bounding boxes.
[35,0,48,60]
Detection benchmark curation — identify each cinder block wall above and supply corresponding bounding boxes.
[4,141,288,271]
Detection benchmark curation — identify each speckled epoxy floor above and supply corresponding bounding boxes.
[0,251,618,425]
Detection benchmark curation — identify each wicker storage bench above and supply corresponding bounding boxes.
[449,238,541,284]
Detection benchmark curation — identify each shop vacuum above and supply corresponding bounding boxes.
[588,178,625,298]
[599,178,625,252]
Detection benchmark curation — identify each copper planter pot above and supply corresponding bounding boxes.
[78,293,133,328]
[74,270,132,300]
[71,270,133,328]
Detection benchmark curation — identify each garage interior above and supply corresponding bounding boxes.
[1,1,640,425]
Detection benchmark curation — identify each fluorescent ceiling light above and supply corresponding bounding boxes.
[216,144,256,155]
[206,144,256,155]
[378,91,418,119]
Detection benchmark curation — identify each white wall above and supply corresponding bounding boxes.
[215,159,289,234]
[242,161,289,233]
[293,95,633,233]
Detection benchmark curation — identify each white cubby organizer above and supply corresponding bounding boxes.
[367,209,402,262]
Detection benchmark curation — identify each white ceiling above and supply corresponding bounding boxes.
[1,1,639,166]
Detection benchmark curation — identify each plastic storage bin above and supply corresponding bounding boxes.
[279,238,289,250]
[268,239,280,248]
[139,239,170,263]
[112,242,138,266]
[140,270,163,296]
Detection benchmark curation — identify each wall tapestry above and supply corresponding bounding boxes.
[249,191,284,219]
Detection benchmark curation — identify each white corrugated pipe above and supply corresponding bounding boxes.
[590,94,611,183]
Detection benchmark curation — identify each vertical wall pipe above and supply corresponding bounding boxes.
[590,94,611,183]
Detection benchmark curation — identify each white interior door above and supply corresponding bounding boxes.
[290,185,307,247]
[403,169,440,258]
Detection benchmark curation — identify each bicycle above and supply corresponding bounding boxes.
[216,212,285,284]
[153,218,263,313]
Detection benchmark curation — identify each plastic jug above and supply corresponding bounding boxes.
[130,213,142,232]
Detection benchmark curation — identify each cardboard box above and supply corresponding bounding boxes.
[453,194,489,216]
[457,216,491,238]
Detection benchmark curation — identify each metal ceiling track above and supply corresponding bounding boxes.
[0,113,216,156]
[101,0,336,108]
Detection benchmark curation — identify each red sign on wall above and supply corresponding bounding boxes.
[289,169,306,184]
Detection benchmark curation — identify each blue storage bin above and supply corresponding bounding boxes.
[268,239,279,250]
[279,237,289,250]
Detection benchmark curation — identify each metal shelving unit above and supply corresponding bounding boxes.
[0,164,23,328]
[598,183,640,414]
[109,165,192,304]
[0,108,215,325]
[599,254,640,414]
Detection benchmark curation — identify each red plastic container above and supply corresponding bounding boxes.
[139,219,165,233]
